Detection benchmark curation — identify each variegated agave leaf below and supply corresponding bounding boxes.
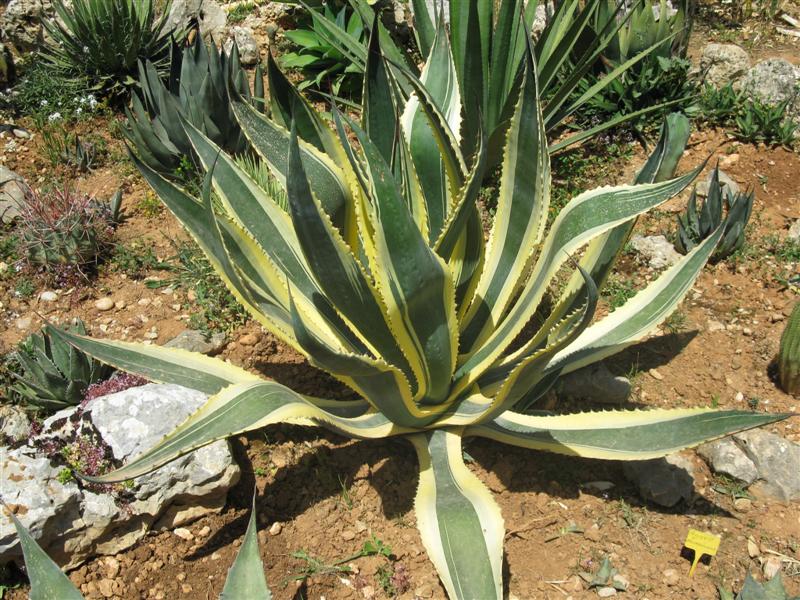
[51,29,791,600]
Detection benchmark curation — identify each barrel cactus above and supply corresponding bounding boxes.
[779,303,800,396]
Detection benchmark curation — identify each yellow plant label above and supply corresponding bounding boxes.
[684,529,721,576]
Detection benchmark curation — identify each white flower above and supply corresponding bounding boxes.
[47,112,62,122]
[83,45,89,53]
[40,99,48,107]
[75,107,83,115]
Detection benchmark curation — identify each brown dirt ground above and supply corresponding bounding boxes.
[3,8,800,600]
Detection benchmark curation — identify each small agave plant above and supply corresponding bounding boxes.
[676,166,754,262]
[125,36,266,176]
[44,25,787,600]
[6,497,271,600]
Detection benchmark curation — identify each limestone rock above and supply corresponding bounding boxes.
[734,429,800,502]
[558,362,631,405]
[698,43,750,88]
[630,235,681,269]
[0,404,31,443]
[224,26,259,65]
[623,454,695,507]
[167,0,227,43]
[165,329,226,355]
[0,384,240,568]
[0,0,55,53]
[697,437,758,485]
[0,166,26,223]
[696,168,739,198]
[739,58,800,123]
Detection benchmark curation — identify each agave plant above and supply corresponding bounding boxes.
[676,167,754,262]
[12,319,114,412]
[301,0,675,160]
[719,573,800,600]
[41,0,176,96]
[45,31,788,599]
[282,2,367,96]
[125,36,266,176]
[6,496,271,599]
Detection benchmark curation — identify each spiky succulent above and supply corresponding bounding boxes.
[778,303,800,397]
[304,0,674,162]
[125,36,266,176]
[676,167,754,262]
[46,23,788,600]
[17,185,116,272]
[12,320,114,411]
[719,573,800,600]
[41,0,176,96]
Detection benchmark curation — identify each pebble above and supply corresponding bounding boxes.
[734,497,752,512]
[747,537,760,558]
[173,527,194,541]
[239,333,259,346]
[95,297,114,311]
[735,392,744,402]
[269,522,282,536]
[584,524,601,542]
[187,289,197,302]
[137,298,151,306]
[361,586,376,600]
[97,578,114,598]
[772,313,785,322]
[15,316,31,330]
[662,568,679,586]
[707,319,726,332]
[597,587,617,597]
[39,291,58,302]
[649,369,664,381]
[612,574,629,590]
[181,583,193,594]
[145,329,159,340]
[114,300,126,310]
[341,530,356,541]
[0,261,7,273]
[763,556,782,579]
[197,525,211,537]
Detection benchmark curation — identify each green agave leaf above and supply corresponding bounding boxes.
[220,495,272,599]
[470,408,791,460]
[6,508,84,600]
[410,429,503,600]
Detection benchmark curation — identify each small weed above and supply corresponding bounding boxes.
[56,467,74,484]
[289,535,393,583]
[338,474,353,510]
[156,241,248,334]
[764,235,800,263]
[602,276,637,310]
[3,61,98,121]
[711,394,720,408]
[0,229,18,263]
[712,474,752,501]
[108,243,164,279]
[376,563,410,598]
[747,396,761,410]
[253,466,267,477]
[228,2,256,23]
[663,309,688,334]
[14,276,36,298]
[134,192,162,217]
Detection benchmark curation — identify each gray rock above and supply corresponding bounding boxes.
[739,58,800,123]
[0,165,26,223]
[224,26,259,66]
[531,2,555,40]
[167,0,227,43]
[698,43,750,88]
[697,437,758,485]
[696,168,739,198]
[558,363,631,405]
[623,454,695,507]
[0,404,31,443]
[630,235,681,269]
[0,0,54,53]
[789,219,800,241]
[734,429,800,502]
[165,329,226,355]
[0,384,240,568]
